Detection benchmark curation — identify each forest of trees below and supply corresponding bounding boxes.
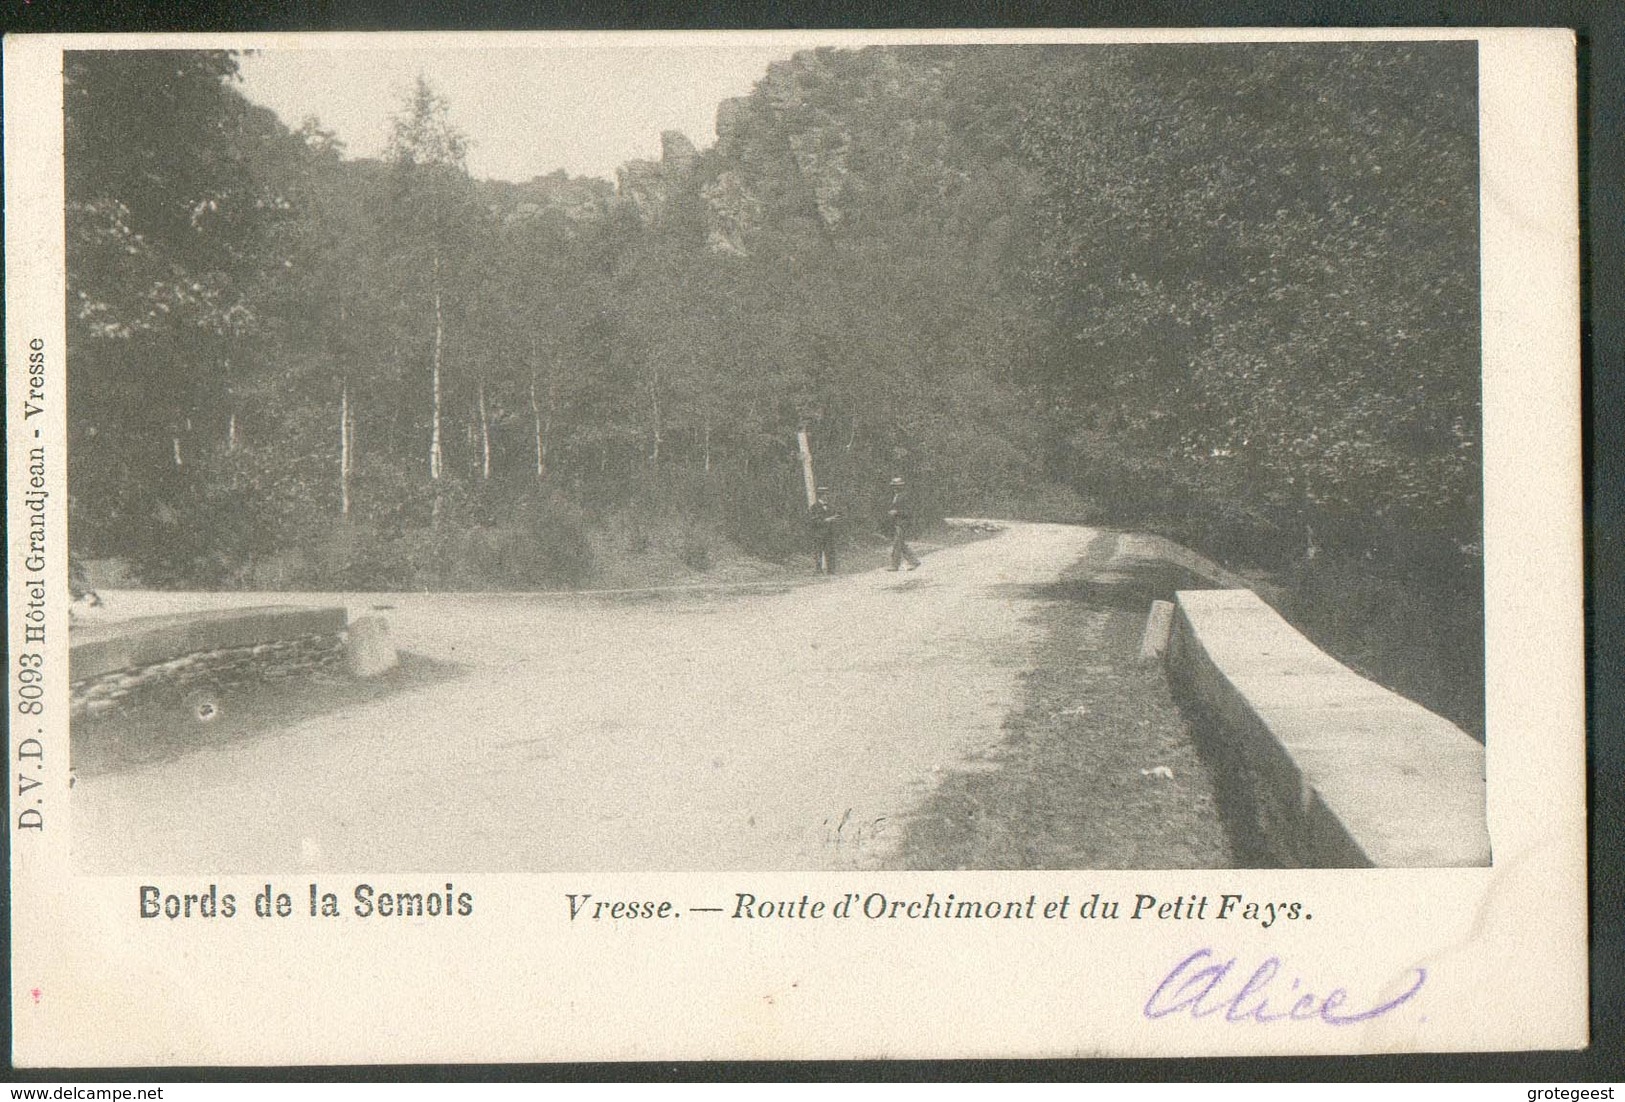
[64,44,1484,725]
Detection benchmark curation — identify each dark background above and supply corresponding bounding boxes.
[2,0,1617,1083]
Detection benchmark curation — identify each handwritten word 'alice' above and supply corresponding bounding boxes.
[1144,949,1426,1025]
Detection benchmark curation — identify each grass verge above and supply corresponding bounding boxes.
[889,531,1237,870]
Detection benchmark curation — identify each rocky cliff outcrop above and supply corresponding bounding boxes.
[616,129,702,226]
[485,171,614,229]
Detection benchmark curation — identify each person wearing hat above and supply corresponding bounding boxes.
[886,476,921,571]
[807,486,841,574]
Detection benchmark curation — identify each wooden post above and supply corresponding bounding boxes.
[796,426,818,508]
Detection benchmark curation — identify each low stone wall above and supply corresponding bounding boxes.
[1166,588,1489,868]
[71,606,349,721]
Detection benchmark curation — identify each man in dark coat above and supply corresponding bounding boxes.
[886,477,921,571]
[807,487,840,574]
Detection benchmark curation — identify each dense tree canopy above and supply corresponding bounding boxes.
[1018,43,1480,569]
[65,43,1481,599]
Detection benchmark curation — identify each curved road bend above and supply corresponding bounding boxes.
[73,522,1103,872]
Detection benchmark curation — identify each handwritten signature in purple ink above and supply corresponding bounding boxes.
[1144,948,1426,1025]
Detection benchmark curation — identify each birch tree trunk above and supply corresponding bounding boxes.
[225,356,239,452]
[648,366,662,464]
[429,256,445,484]
[340,377,352,518]
[529,368,546,482]
[477,378,491,481]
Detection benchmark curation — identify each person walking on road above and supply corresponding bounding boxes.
[807,487,841,575]
[886,476,921,571]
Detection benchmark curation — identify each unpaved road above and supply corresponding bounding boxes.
[74,522,1103,872]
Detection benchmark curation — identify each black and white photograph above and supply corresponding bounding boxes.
[5,28,1584,1064]
[59,38,1492,873]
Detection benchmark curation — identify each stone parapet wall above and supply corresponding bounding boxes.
[71,606,347,681]
[72,633,345,719]
[70,606,350,722]
[1166,588,1490,868]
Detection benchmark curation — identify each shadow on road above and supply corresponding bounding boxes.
[985,556,1223,611]
[566,582,799,607]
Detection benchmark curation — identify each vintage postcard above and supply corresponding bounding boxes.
[4,28,1583,1064]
